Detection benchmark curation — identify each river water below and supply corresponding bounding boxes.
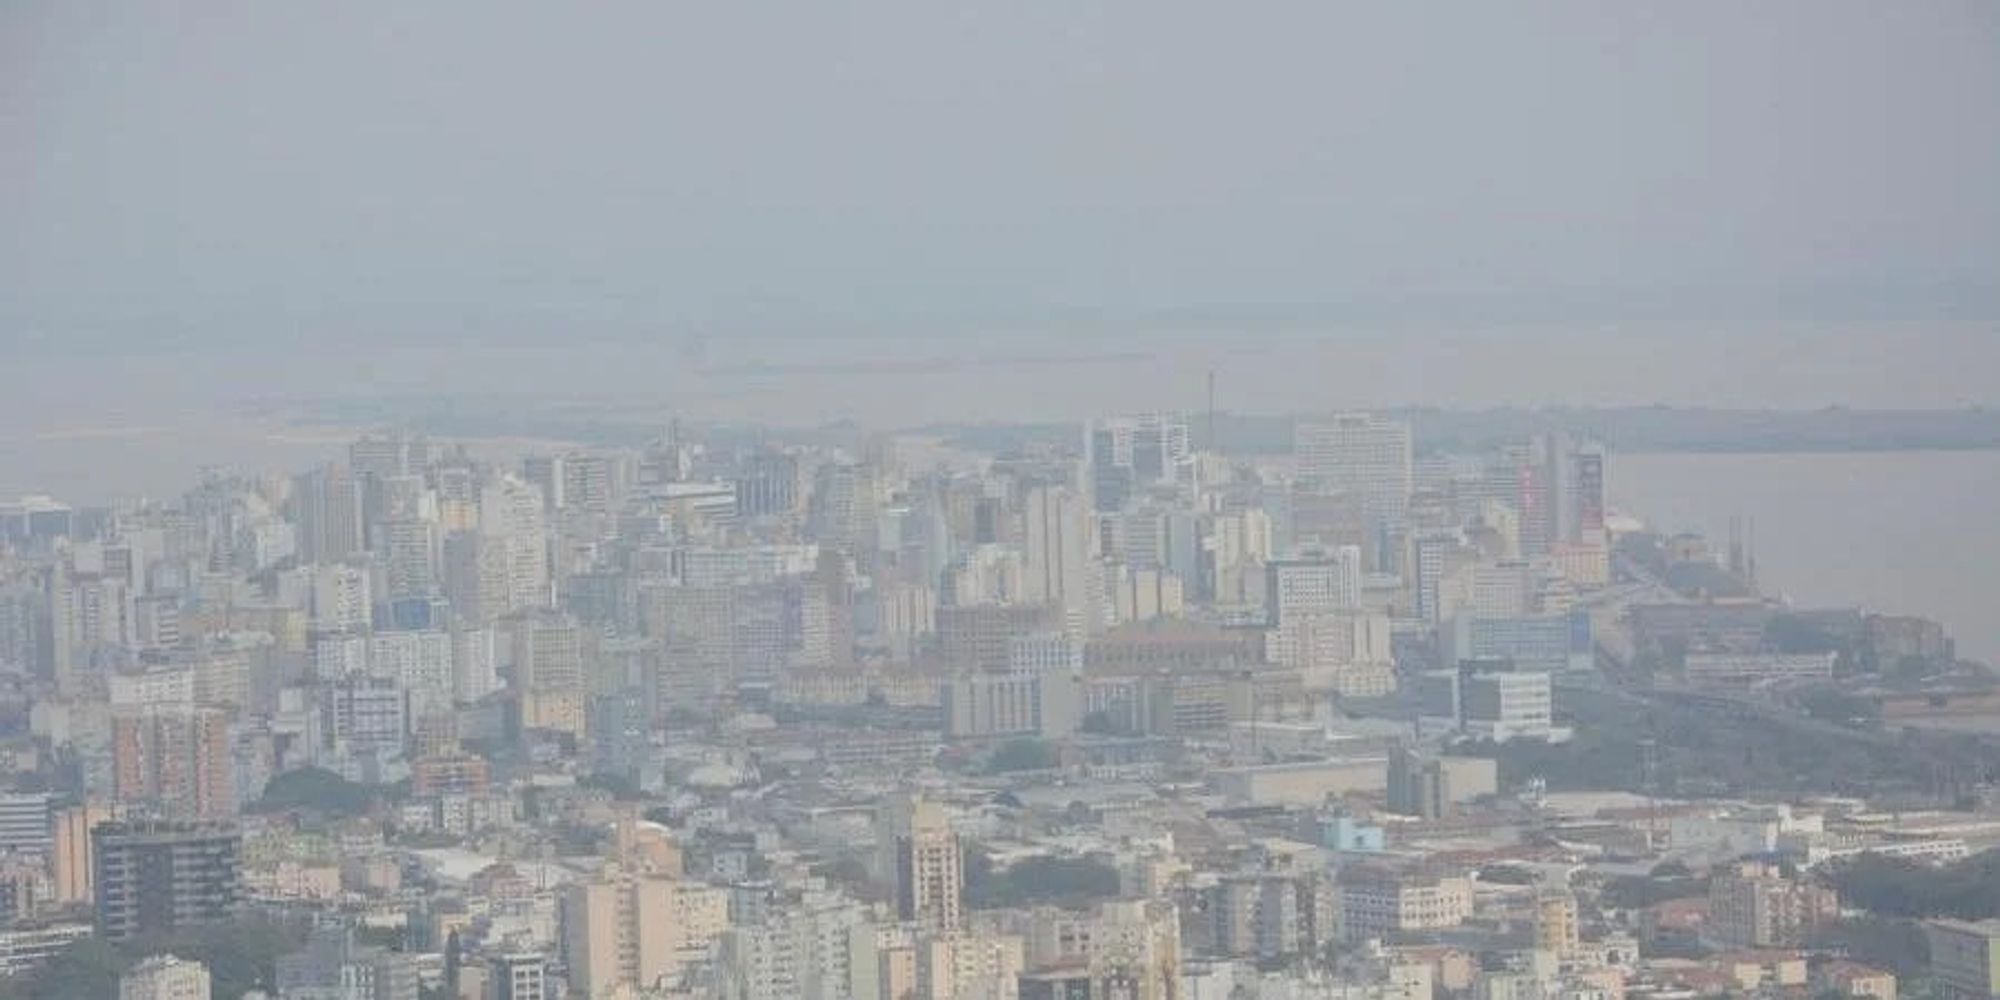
[1611,450,2000,666]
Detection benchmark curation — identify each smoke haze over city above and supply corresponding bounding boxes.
[5,2,1996,349]
[2,5,1999,1000]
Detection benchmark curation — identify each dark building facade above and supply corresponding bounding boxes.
[92,820,241,940]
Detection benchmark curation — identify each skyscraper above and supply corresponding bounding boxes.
[1021,485,1096,630]
[109,706,235,821]
[511,610,587,738]
[1089,900,1183,1000]
[488,954,549,1000]
[1520,433,1607,554]
[1089,414,1192,512]
[380,518,438,600]
[1293,414,1413,528]
[735,449,803,519]
[294,463,364,565]
[93,821,241,941]
[51,802,111,904]
[1265,547,1363,624]
[562,866,729,996]
[878,795,963,932]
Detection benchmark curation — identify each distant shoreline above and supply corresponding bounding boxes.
[254,397,2000,457]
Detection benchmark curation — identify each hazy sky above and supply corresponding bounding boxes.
[3,1,1997,351]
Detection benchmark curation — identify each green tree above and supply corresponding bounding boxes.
[985,738,1058,773]
[964,851,1122,909]
[254,767,376,816]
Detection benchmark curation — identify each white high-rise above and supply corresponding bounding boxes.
[311,563,372,634]
[479,473,550,611]
[371,629,455,722]
[1294,413,1413,526]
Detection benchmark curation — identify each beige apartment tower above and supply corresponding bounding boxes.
[878,795,964,932]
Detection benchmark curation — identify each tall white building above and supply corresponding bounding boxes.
[452,626,500,702]
[716,889,867,1000]
[370,629,455,722]
[311,563,372,634]
[919,929,1025,1000]
[379,518,438,600]
[1461,670,1562,742]
[481,473,550,611]
[1294,414,1413,527]
[1412,531,1464,624]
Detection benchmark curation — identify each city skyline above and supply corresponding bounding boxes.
[2,3,1996,998]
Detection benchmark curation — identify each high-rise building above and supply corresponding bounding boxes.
[1021,485,1096,629]
[487,953,549,1000]
[1460,670,1559,743]
[1573,444,1606,538]
[500,477,552,603]
[717,888,868,1000]
[320,676,408,782]
[1265,547,1362,624]
[51,802,110,904]
[809,462,878,556]
[522,455,566,512]
[1386,748,1501,820]
[350,431,428,486]
[588,690,651,787]
[878,796,963,931]
[452,626,500,702]
[310,563,373,635]
[1707,861,1837,949]
[734,450,802,519]
[443,530,513,626]
[919,928,1026,1000]
[380,518,438,600]
[1442,611,1594,675]
[1294,414,1413,528]
[276,927,422,1000]
[560,453,618,516]
[1517,434,1608,555]
[1089,414,1193,511]
[1534,889,1580,956]
[294,464,364,565]
[110,707,235,821]
[93,821,241,941]
[1335,866,1474,943]
[119,954,211,1000]
[938,603,1059,674]
[510,610,587,738]
[371,629,455,724]
[0,793,50,855]
[1089,900,1182,1000]
[1925,919,2000,1000]
[562,867,730,996]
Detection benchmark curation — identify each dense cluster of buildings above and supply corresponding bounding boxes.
[0,412,1974,998]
